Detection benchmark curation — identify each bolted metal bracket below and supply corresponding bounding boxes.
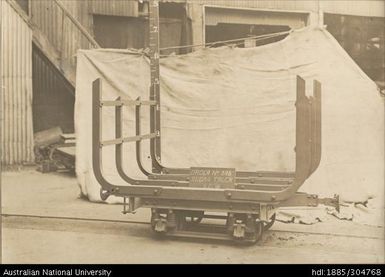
[233,222,246,239]
[122,197,142,214]
[153,218,167,232]
[100,189,111,201]
[153,187,162,196]
[319,194,340,213]
[259,204,271,221]
[279,193,341,212]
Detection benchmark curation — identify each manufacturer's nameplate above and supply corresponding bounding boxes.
[189,167,236,189]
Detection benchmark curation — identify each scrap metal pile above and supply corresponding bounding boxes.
[34,127,75,173]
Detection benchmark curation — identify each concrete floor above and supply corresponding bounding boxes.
[1,169,384,263]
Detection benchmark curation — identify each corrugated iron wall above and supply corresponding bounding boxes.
[30,0,94,72]
[1,0,34,165]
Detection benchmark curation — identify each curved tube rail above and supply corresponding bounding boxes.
[92,76,321,204]
[147,78,321,178]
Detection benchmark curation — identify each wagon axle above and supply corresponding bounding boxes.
[149,209,266,244]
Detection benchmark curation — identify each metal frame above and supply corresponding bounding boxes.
[92,75,322,207]
[90,0,335,242]
[148,0,162,173]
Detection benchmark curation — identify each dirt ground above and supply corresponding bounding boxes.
[1,169,384,264]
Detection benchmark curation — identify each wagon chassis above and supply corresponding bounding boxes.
[91,0,339,244]
[92,75,338,243]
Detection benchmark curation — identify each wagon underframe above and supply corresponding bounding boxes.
[91,73,339,243]
[88,0,341,244]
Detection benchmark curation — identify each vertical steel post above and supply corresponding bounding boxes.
[0,0,3,265]
[136,97,150,176]
[115,96,124,176]
[92,78,113,194]
[295,76,312,181]
[310,80,322,174]
[92,79,103,180]
[149,0,162,173]
[115,96,136,183]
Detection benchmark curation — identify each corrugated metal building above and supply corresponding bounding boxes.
[30,0,95,74]
[59,0,384,18]
[23,0,385,62]
[181,0,385,43]
[1,0,34,165]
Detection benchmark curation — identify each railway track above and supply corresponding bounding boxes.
[2,213,382,241]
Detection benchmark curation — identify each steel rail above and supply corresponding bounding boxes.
[2,213,379,240]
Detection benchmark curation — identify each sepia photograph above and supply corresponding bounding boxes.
[0,0,384,267]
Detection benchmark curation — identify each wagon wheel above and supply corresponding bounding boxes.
[150,213,168,238]
[263,213,276,231]
[237,221,263,245]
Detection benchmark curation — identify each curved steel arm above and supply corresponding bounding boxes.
[92,80,121,199]
[148,76,320,180]
[114,94,188,187]
[135,96,293,184]
[115,96,136,183]
[135,97,152,176]
[92,79,186,201]
[228,75,318,201]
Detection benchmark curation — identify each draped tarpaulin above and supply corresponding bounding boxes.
[75,27,383,225]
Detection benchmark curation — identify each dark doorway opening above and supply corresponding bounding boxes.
[93,2,192,55]
[93,15,147,49]
[325,13,385,87]
[32,45,75,133]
